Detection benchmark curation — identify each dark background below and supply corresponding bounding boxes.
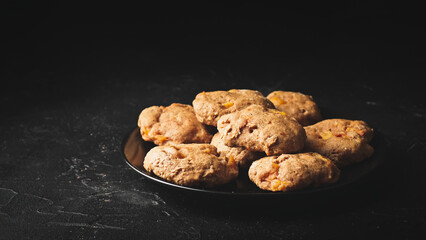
[1,2,425,239]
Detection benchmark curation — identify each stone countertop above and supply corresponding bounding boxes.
[1,3,425,240]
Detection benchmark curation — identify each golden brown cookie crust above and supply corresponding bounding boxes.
[138,103,212,145]
[248,152,340,192]
[217,105,306,155]
[303,119,374,167]
[144,144,238,187]
[210,133,263,168]
[192,89,275,126]
[267,91,322,126]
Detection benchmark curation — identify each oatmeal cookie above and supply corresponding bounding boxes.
[217,105,306,155]
[303,119,374,167]
[192,89,275,126]
[210,133,263,168]
[144,144,238,187]
[267,91,322,126]
[248,152,340,192]
[138,103,212,145]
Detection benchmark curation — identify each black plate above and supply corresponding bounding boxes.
[121,127,387,196]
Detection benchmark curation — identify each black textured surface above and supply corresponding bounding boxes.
[1,3,426,240]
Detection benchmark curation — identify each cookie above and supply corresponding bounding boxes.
[248,152,340,192]
[192,89,275,126]
[138,103,212,145]
[144,144,238,187]
[210,133,263,168]
[303,119,374,167]
[267,91,322,126]
[217,105,306,155]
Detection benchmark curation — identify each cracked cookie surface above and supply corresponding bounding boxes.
[210,133,263,168]
[267,91,322,126]
[248,152,340,192]
[217,105,306,155]
[144,144,238,187]
[303,119,374,167]
[138,103,212,145]
[192,89,275,126]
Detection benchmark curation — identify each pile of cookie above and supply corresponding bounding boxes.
[137,89,374,192]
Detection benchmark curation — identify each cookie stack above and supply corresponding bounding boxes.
[137,89,374,192]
